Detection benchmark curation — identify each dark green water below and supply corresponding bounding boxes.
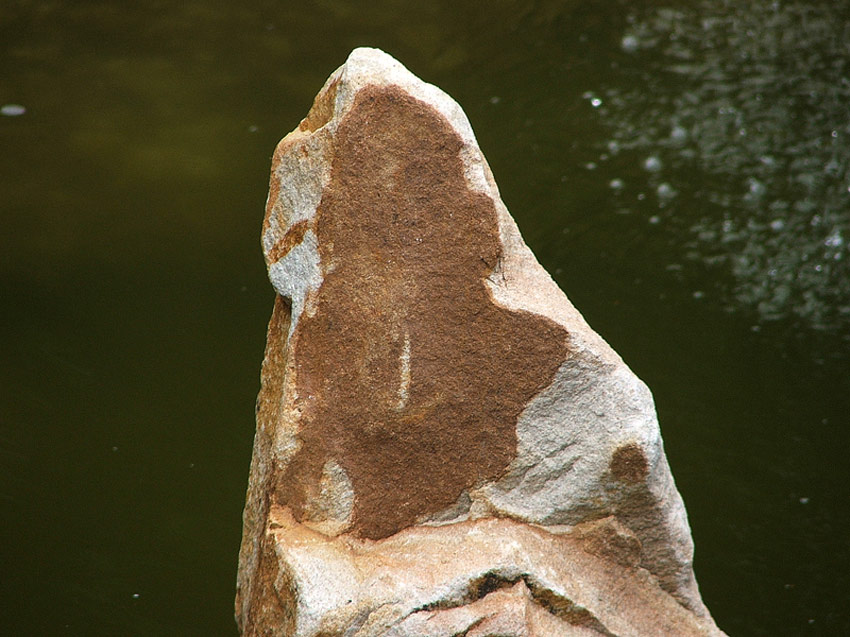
[2,1,848,634]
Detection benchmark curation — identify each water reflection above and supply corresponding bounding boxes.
[597,0,850,334]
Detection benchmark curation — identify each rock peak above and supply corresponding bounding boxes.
[237,48,725,637]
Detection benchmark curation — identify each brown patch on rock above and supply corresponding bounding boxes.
[256,295,291,437]
[610,443,650,484]
[235,295,292,635]
[572,516,642,568]
[237,519,294,636]
[277,85,569,540]
[299,75,339,133]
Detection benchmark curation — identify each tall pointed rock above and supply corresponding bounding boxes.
[236,48,725,636]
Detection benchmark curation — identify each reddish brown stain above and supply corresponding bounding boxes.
[267,219,310,263]
[610,443,650,484]
[573,516,642,568]
[277,86,569,540]
[299,75,339,133]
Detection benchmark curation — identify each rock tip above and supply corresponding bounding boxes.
[345,46,396,62]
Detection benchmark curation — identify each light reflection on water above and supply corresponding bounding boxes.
[596,0,850,334]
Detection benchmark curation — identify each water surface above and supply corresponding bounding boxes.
[2,1,848,634]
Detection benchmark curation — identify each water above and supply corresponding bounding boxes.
[2,1,848,634]
[603,0,850,334]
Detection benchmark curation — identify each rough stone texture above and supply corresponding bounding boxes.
[236,47,725,636]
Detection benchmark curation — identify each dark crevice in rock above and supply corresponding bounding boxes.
[410,571,616,635]
[468,572,521,601]
[529,580,616,636]
[410,571,518,614]
[542,438,578,460]
[451,614,489,637]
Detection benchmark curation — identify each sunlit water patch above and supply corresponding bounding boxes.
[594,0,850,335]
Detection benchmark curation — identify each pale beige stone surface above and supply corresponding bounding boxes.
[236,47,725,636]
[250,508,719,636]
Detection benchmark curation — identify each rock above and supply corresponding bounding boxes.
[236,47,725,636]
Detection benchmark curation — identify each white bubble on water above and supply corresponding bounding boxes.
[621,34,640,53]
[644,156,663,172]
[670,125,688,146]
[1,104,26,116]
[657,182,677,199]
[824,229,843,248]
